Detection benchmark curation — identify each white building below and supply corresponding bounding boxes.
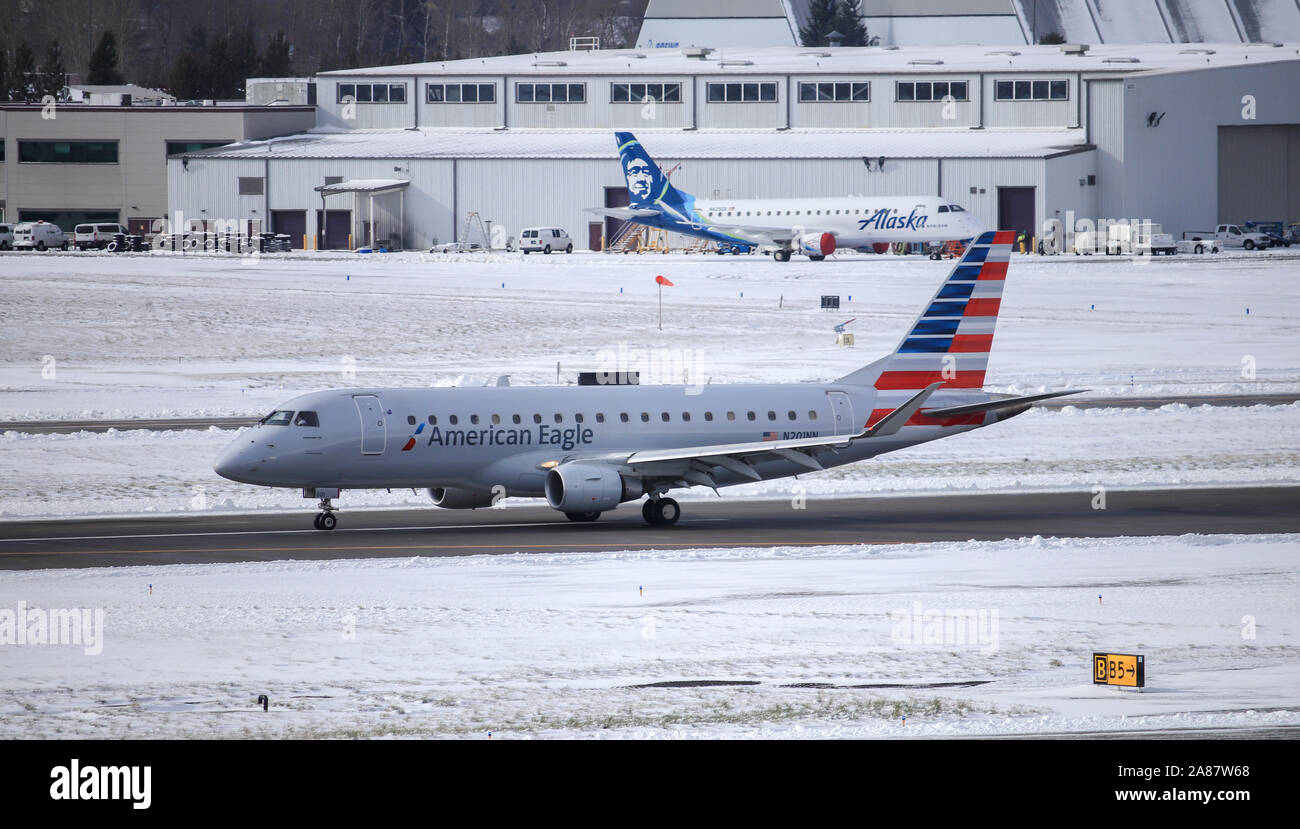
[167,42,1300,251]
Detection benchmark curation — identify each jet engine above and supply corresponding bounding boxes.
[428,486,496,509]
[544,464,638,513]
[796,232,837,257]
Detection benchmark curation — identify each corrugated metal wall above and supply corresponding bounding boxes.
[1087,79,1124,219]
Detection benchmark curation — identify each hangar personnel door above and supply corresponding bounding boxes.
[997,187,1035,246]
[1219,125,1300,225]
[353,395,386,455]
[604,186,630,246]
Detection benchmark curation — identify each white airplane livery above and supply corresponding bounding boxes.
[591,131,985,261]
[215,231,1079,529]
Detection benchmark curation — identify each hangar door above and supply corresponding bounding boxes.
[1218,125,1300,225]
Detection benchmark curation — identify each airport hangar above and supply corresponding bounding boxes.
[166,42,1300,252]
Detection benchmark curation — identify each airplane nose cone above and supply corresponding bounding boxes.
[214,437,261,483]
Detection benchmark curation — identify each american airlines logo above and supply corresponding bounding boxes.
[859,207,930,232]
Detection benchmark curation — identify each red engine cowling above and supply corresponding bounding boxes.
[797,232,837,257]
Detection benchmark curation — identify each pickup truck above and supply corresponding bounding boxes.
[1183,224,1271,250]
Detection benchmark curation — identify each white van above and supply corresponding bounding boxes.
[0,223,14,250]
[13,221,68,251]
[74,223,129,250]
[520,227,573,254]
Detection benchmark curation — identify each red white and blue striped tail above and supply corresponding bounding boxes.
[873,230,1015,391]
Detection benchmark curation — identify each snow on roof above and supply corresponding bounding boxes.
[179,127,1090,162]
[316,42,1299,78]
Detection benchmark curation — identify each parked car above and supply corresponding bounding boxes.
[1176,238,1221,254]
[13,221,68,251]
[0,223,14,250]
[519,227,573,254]
[74,223,129,250]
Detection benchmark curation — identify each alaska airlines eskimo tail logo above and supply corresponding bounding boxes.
[625,156,655,205]
[859,207,931,231]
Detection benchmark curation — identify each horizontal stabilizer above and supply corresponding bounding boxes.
[860,383,942,438]
[584,206,662,219]
[921,389,1088,418]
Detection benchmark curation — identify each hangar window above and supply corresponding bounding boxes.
[517,82,586,103]
[798,81,869,102]
[295,412,320,427]
[337,82,406,104]
[994,79,1069,101]
[896,81,968,102]
[611,82,682,103]
[427,83,496,104]
[705,82,778,103]
[238,176,264,195]
[19,140,119,164]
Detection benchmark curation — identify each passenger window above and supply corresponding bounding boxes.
[788,411,796,420]
[704,412,713,421]
[747,411,756,421]
[596,413,605,423]
[295,411,320,427]
[491,414,500,425]
[533,414,542,424]
[575,413,584,423]
[727,411,736,421]
[428,415,437,425]
[682,412,691,422]
[641,412,650,422]
[553,413,563,423]
[512,414,521,424]
[470,414,480,424]
[260,410,294,426]
[407,415,416,425]
[809,411,818,420]
[661,412,670,422]
[450,415,459,425]
[620,412,629,423]
[768,411,776,421]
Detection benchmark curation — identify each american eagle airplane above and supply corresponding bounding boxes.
[214,231,1079,529]
[589,131,985,261]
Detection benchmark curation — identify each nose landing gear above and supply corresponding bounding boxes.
[313,497,337,531]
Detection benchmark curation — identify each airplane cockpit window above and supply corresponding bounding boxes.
[949,204,966,212]
[260,410,294,426]
[294,411,320,427]
[937,205,950,213]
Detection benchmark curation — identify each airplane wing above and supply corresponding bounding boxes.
[573,385,941,485]
[583,207,663,219]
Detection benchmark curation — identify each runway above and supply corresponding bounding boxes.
[1,485,1295,570]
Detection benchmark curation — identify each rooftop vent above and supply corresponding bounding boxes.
[799,51,832,58]
[986,50,1020,56]
[682,47,714,60]
[532,59,567,67]
[1102,57,1139,63]
[719,59,754,66]
[1060,44,1090,56]
[1178,48,1215,55]
[883,45,900,50]
[908,58,944,65]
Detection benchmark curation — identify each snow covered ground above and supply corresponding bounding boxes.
[1,533,1295,739]
[2,248,1297,422]
[2,401,1297,519]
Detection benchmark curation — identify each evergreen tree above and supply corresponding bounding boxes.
[40,40,68,101]
[87,31,126,85]
[260,31,294,77]
[1038,31,1066,45]
[227,24,260,96]
[799,0,838,47]
[13,42,37,102]
[834,1,870,47]
[0,49,8,103]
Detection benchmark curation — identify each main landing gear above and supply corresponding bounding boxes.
[773,249,792,263]
[313,497,337,531]
[565,511,601,522]
[641,496,680,526]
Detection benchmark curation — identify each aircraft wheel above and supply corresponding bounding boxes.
[808,254,825,261]
[642,499,657,524]
[565,511,600,522]
[318,512,337,531]
[649,497,680,527]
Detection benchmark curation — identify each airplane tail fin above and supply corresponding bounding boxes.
[615,132,691,212]
[839,230,1017,390]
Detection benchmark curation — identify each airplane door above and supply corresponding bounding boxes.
[353,395,386,455]
[828,391,855,436]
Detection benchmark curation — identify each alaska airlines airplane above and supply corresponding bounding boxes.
[590,131,985,261]
[215,231,1077,529]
